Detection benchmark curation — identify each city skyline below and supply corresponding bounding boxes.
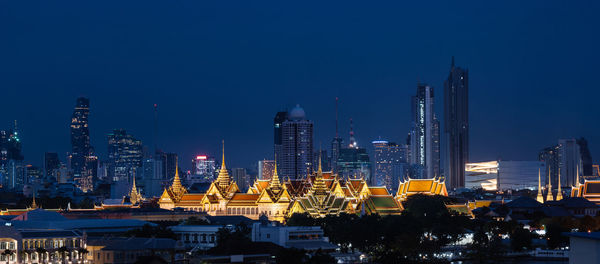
[0,1,598,170]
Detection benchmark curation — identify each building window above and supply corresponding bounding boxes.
[0,242,6,249]
[9,242,14,250]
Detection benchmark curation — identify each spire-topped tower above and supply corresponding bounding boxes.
[31,189,38,209]
[348,118,357,148]
[536,168,544,203]
[576,166,581,188]
[270,155,281,190]
[312,152,329,200]
[216,140,231,188]
[130,175,142,204]
[546,167,554,201]
[557,168,563,200]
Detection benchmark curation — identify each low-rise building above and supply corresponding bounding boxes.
[170,225,220,251]
[0,226,86,263]
[87,237,177,264]
[566,232,599,264]
[251,221,337,251]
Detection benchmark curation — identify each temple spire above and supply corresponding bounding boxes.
[556,168,563,200]
[576,166,580,187]
[536,168,544,203]
[270,155,281,189]
[31,189,38,209]
[217,140,230,188]
[546,167,554,202]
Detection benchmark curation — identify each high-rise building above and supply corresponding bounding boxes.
[313,149,330,172]
[281,105,313,179]
[372,140,409,191]
[577,137,593,176]
[558,139,581,187]
[338,148,371,183]
[70,97,92,178]
[44,152,60,180]
[331,98,343,174]
[444,57,469,189]
[140,158,164,197]
[258,160,276,180]
[539,139,582,189]
[274,111,288,169]
[189,155,217,184]
[232,168,249,192]
[410,84,440,179]
[107,129,143,183]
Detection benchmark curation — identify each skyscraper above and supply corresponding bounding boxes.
[273,111,288,169]
[444,57,469,189]
[281,105,313,179]
[372,140,409,191]
[232,168,249,192]
[410,84,440,179]
[330,97,343,173]
[258,159,276,180]
[539,139,582,189]
[70,97,91,178]
[190,155,217,183]
[44,152,60,180]
[107,129,143,183]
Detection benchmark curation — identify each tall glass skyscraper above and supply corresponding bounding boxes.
[273,111,288,169]
[70,97,91,177]
[107,129,143,183]
[410,84,440,179]
[281,105,313,179]
[444,57,469,189]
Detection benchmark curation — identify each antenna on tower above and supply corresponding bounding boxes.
[153,104,158,156]
[349,118,357,148]
[335,97,339,138]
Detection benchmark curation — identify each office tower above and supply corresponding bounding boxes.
[258,160,276,180]
[70,97,92,178]
[274,111,288,169]
[338,148,372,183]
[540,139,582,189]
[55,164,72,184]
[232,168,249,192]
[577,137,593,176]
[558,139,581,187]
[539,145,559,188]
[190,155,217,184]
[107,129,143,183]
[410,84,440,179]
[281,105,313,179]
[444,57,469,189]
[373,140,409,191]
[0,127,24,167]
[44,152,60,180]
[141,158,163,197]
[331,97,343,174]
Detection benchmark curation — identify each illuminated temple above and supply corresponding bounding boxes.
[159,144,448,222]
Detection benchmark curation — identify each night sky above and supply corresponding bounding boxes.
[1,1,598,171]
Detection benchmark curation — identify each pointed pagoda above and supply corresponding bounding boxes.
[536,168,544,203]
[129,176,143,204]
[546,167,554,202]
[556,168,563,201]
[216,140,231,189]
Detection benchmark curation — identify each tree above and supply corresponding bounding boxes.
[76,247,88,263]
[510,227,533,251]
[123,224,176,239]
[35,248,47,264]
[546,223,569,249]
[56,246,69,264]
[2,249,14,264]
[275,248,308,264]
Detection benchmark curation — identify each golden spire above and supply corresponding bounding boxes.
[31,190,38,209]
[270,155,281,189]
[546,167,554,202]
[536,168,544,203]
[556,168,563,200]
[130,176,142,204]
[216,140,230,188]
[312,152,328,198]
[576,166,580,187]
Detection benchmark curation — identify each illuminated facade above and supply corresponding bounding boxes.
[465,161,498,191]
[159,144,403,222]
[410,84,440,179]
[190,155,217,184]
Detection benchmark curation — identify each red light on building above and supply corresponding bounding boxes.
[196,155,207,160]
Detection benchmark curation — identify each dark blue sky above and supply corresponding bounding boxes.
[0,1,598,170]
